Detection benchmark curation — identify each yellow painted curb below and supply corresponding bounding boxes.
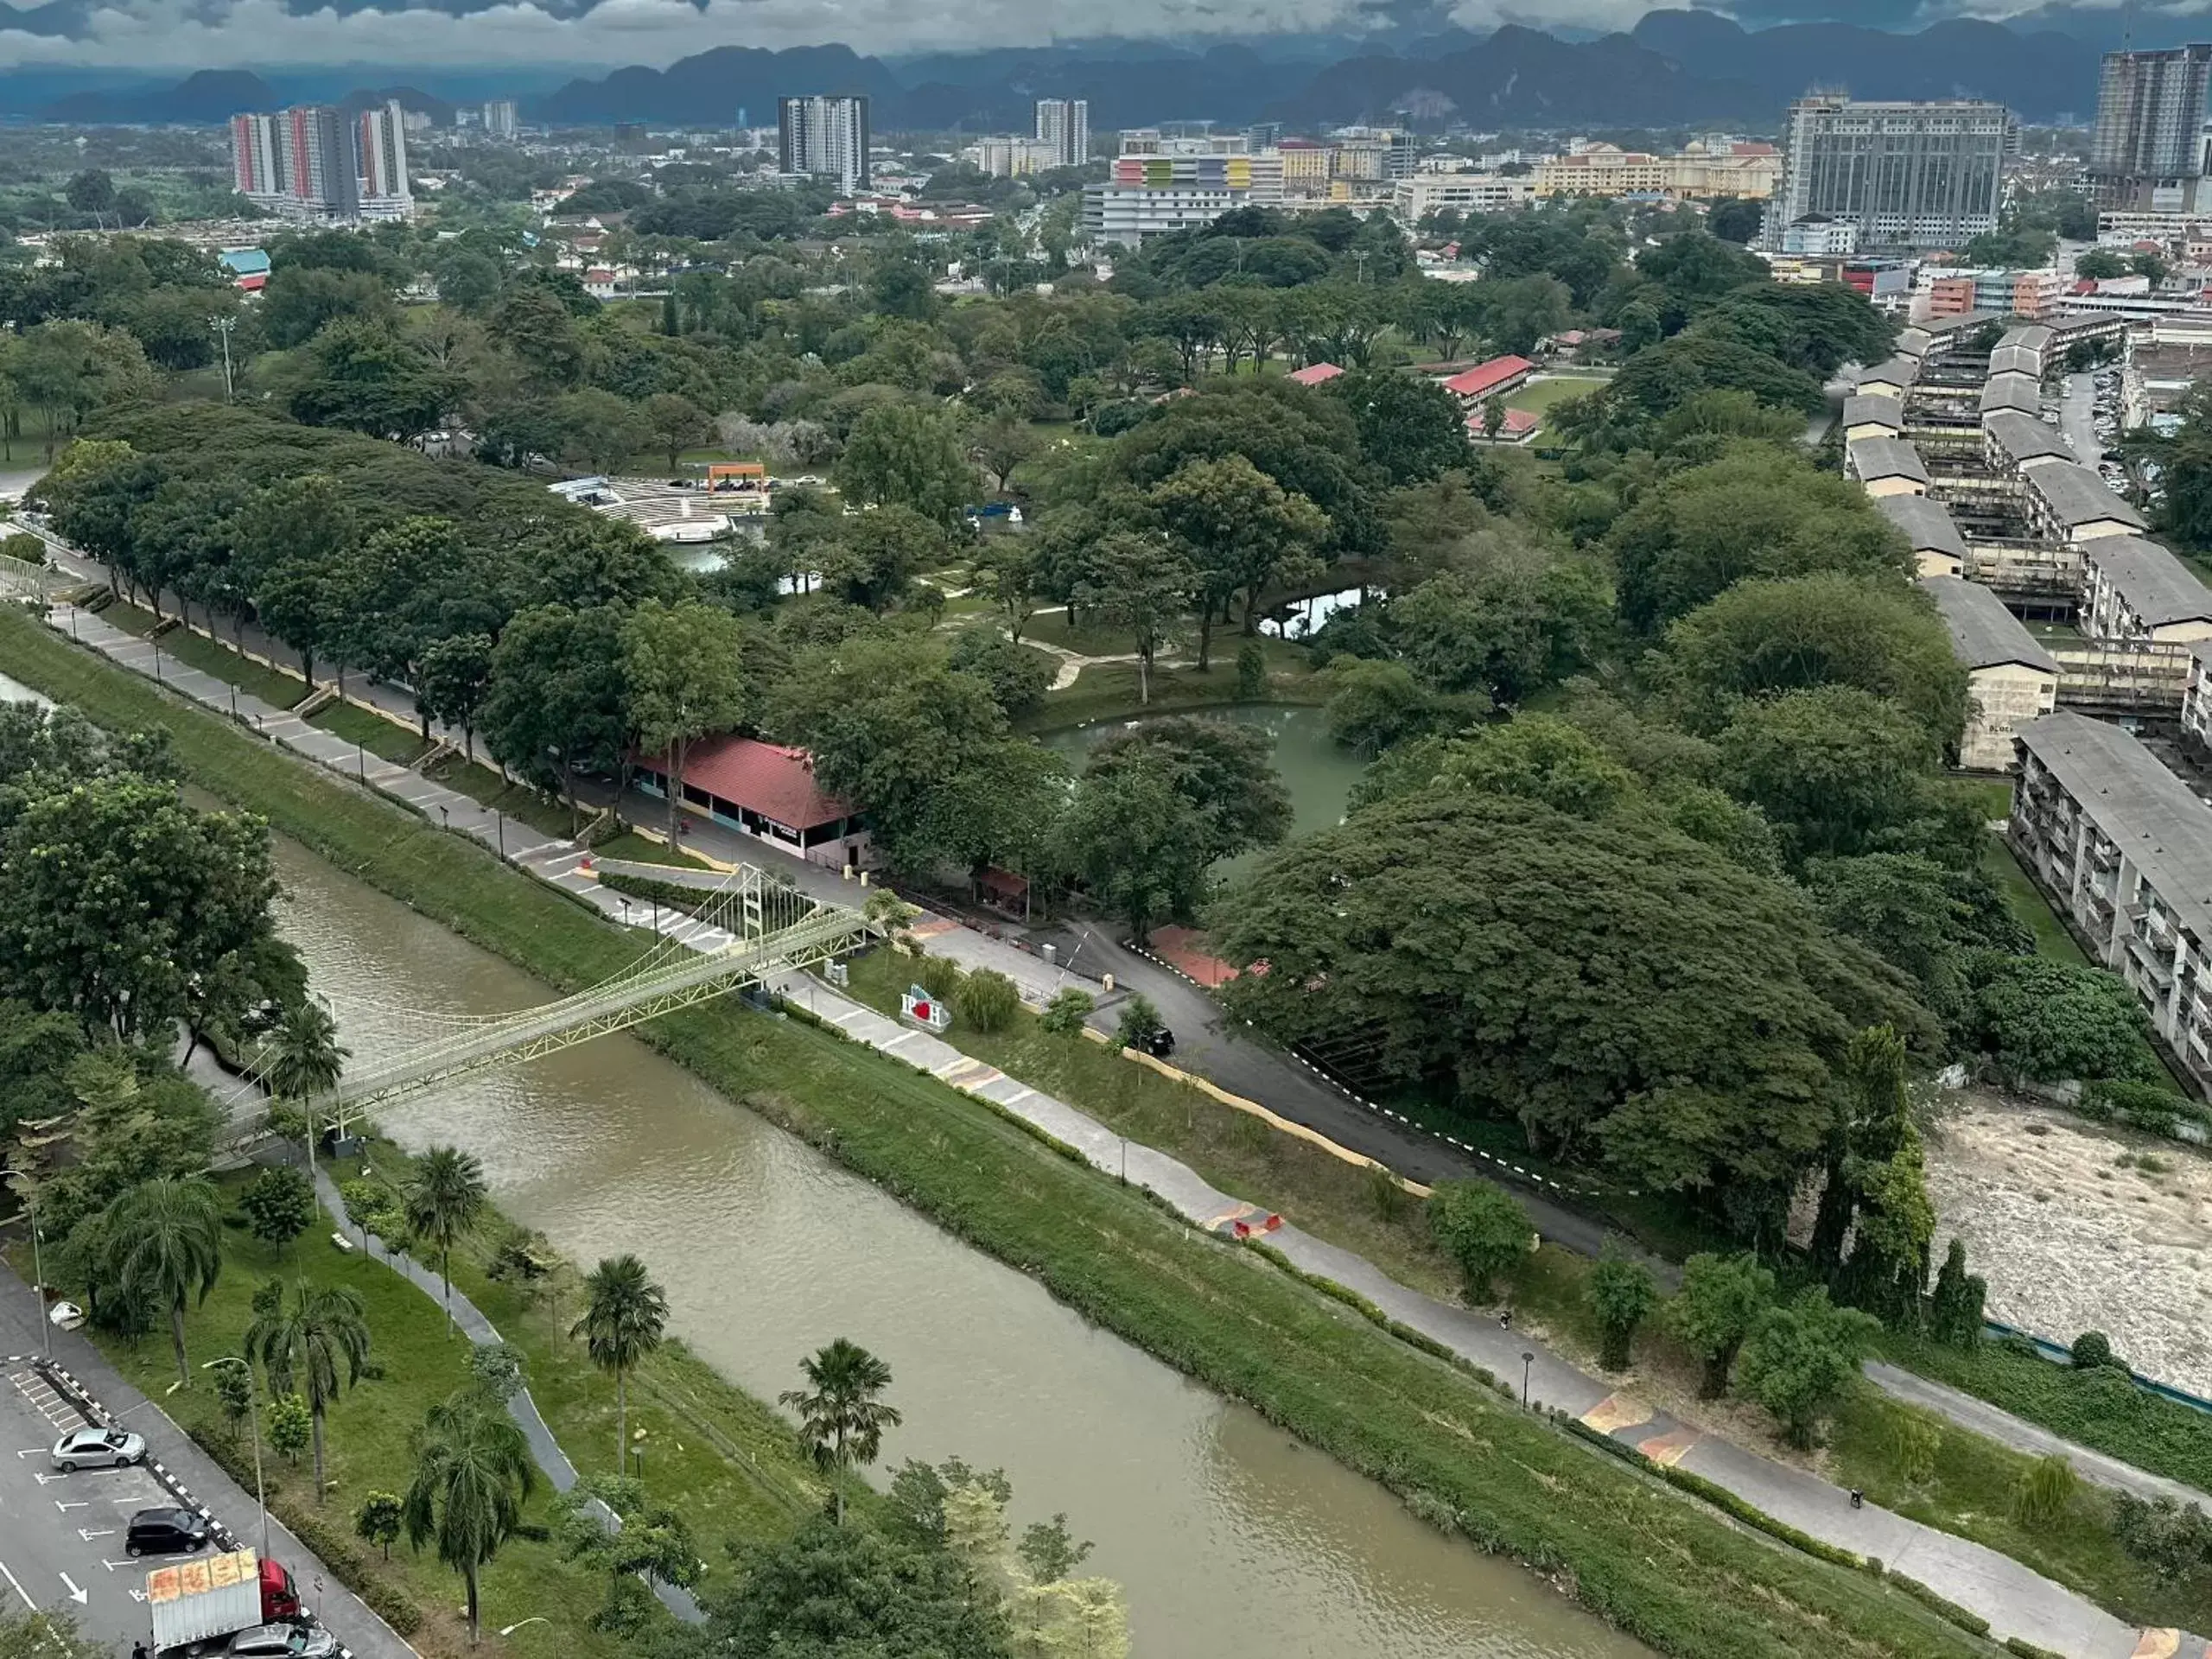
[1083,1027,1429,1198]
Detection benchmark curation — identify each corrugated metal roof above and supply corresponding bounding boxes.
[2030,461,2145,529]
[1843,392,1904,430]
[1877,493,1968,558]
[1984,407,2074,465]
[1848,436,1929,485]
[1979,374,2044,417]
[2087,535,2212,627]
[2017,710,2212,949]
[1920,575,2059,673]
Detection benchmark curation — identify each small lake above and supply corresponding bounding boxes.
[1041,703,1364,875]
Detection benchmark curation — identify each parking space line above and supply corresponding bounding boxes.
[0,1558,33,1610]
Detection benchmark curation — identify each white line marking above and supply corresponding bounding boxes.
[58,1571,85,1605]
[0,1559,33,1610]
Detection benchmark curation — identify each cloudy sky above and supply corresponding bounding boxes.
[0,0,2163,70]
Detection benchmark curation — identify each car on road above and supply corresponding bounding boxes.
[50,1425,145,1470]
[224,1622,339,1657]
[127,1506,212,1557]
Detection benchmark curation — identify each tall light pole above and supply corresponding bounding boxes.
[11,1176,52,1360]
[202,1357,268,1559]
[209,315,237,403]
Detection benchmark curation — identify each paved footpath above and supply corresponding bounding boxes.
[13,590,2205,1657]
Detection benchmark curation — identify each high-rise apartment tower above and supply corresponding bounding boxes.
[2089,46,2212,209]
[1033,99,1090,168]
[779,95,870,194]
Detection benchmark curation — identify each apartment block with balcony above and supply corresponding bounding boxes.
[2082,534,2212,640]
[2012,711,2212,1087]
[2025,461,2149,542]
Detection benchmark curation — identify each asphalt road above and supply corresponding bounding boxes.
[0,1268,416,1659]
[2061,370,2105,466]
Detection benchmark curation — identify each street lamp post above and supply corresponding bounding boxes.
[202,1357,268,1558]
[209,315,237,403]
[496,810,505,860]
[14,1179,52,1361]
[1521,1351,1535,1409]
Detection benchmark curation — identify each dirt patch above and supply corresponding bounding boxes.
[1921,1086,2212,1395]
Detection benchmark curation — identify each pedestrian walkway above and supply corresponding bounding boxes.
[17,569,2204,1656]
[312,1170,704,1625]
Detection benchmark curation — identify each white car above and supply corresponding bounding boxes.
[226,1624,338,1658]
[48,1300,83,1331]
[50,1426,145,1471]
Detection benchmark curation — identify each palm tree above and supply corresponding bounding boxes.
[569,1254,668,1471]
[264,1001,349,1175]
[245,1281,372,1504]
[401,1390,536,1646]
[779,1338,902,1526]
[104,1178,224,1389]
[403,1147,486,1333]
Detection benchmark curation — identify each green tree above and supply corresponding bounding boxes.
[780,1337,904,1526]
[402,1389,538,1644]
[0,1608,112,1659]
[1113,994,1165,1053]
[1927,1238,1986,1349]
[404,1145,488,1332]
[265,1391,311,1465]
[1072,531,1193,705]
[972,538,1044,644]
[238,1166,315,1255]
[2013,1454,2078,1527]
[103,1176,223,1389]
[1666,1252,1776,1396]
[1426,1180,1530,1300]
[1662,571,1967,747]
[1966,954,2152,1083]
[416,632,495,762]
[837,403,976,526]
[1716,686,1937,865]
[553,1472,702,1631]
[708,1514,1014,1656]
[622,598,747,842]
[246,1280,372,1503]
[1055,750,1211,943]
[1084,715,1291,865]
[1586,1249,1658,1371]
[571,1253,669,1472]
[1327,369,1468,484]
[354,1491,404,1561]
[972,410,1043,494]
[1215,791,1934,1206]
[957,969,1020,1033]
[1736,1288,1880,1448]
[481,603,631,828]
[1149,455,1328,663]
[2113,1494,2212,1583]
[1040,988,1094,1036]
[641,391,711,471]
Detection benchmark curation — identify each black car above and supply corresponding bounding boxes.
[1145,1027,1175,1058]
[125,1507,211,1558]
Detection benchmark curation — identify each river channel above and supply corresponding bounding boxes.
[267,834,1644,1658]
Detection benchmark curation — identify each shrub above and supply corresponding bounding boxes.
[957,968,1020,1033]
[1039,988,1094,1037]
[1926,1238,1985,1349]
[1883,1571,1989,1637]
[238,1166,315,1254]
[1,531,47,567]
[1885,1410,1942,1486]
[2113,1492,2212,1582]
[353,1491,403,1561]
[1425,1180,1531,1301]
[265,1393,310,1465]
[2010,1454,2077,1527]
[468,1341,526,1402]
[2069,1330,2120,1371]
[1236,640,1268,700]
[913,954,964,1001]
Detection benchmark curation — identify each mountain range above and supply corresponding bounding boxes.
[0,10,2126,133]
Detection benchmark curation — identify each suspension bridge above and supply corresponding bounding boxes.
[229,863,875,1142]
[0,554,73,603]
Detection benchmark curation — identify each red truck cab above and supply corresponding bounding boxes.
[258,1559,302,1622]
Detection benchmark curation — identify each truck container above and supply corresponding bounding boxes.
[148,1552,302,1653]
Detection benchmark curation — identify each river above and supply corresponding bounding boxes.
[268,834,1643,1659]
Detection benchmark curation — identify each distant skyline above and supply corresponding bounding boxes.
[1,0,2210,73]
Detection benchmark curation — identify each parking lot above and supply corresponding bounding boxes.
[0,1358,194,1650]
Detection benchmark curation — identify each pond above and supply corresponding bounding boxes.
[1041,703,1365,874]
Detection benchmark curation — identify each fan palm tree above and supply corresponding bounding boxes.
[103,1178,224,1389]
[569,1254,668,1471]
[245,1281,372,1503]
[780,1338,902,1526]
[403,1146,486,1333]
[401,1390,536,1646]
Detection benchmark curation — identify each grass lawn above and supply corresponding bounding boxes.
[1020,608,1135,656]
[1505,375,1608,431]
[1025,650,1327,732]
[75,1175,620,1659]
[0,606,2011,1659]
[308,701,433,767]
[419,754,577,842]
[1985,830,2089,965]
[594,829,714,869]
[98,605,308,711]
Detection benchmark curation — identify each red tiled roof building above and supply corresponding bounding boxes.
[634,735,870,869]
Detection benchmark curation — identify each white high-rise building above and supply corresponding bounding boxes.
[482,99,519,141]
[779,94,870,194]
[1764,97,2014,251]
[356,99,413,217]
[1034,99,1089,168]
[229,99,411,222]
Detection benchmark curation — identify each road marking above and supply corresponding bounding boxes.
[53,1500,85,1511]
[31,1472,65,1485]
[13,1448,43,1459]
[76,1529,111,1541]
[57,1572,85,1605]
[0,1559,32,1610]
